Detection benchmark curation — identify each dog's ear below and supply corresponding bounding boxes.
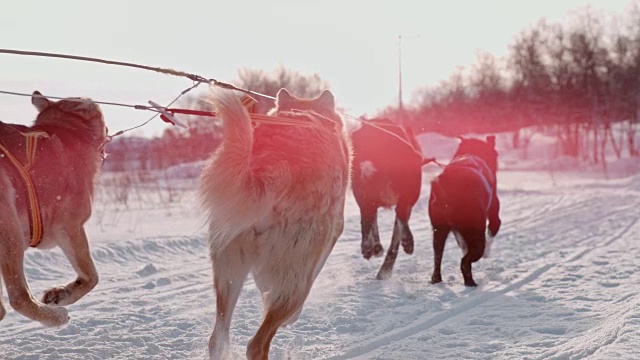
[32,91,50,112]
[486,135,496,148]
[275,88,293,109]
[316,90,335,110]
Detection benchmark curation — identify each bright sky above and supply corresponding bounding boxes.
[0,0,633,137]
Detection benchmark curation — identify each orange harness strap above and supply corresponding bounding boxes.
[0,130,49,247]
[240,94,258,112]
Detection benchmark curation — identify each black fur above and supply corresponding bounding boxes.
[428,136,501,287]
[351,118,424,279]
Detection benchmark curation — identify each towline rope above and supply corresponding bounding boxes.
[0,48,276,101]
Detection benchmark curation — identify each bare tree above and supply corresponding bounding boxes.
[235,66,330,113]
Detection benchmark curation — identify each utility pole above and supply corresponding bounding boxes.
[398,35,404,111]
[397,34,420,118]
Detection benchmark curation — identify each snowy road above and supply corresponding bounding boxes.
[2,135,640,359]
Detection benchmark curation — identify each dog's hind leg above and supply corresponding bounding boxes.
[376,218,404,280]
[487,194,502,237]
[458,229,485,287]
[42,226,99,306]
[359,206,383,259]
[0,241,69,326]
[248,226,334,360]
[248,265,316,360]
[283,227,341,326]
[396,198,415,255]
[0,199,69,326]
[431,226,450,284]
[247,290,308,360]
[208,238,252,360]
[0,276,5,321]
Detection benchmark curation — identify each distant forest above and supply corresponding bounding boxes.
[391,4,640,164]
[106,3,640,171]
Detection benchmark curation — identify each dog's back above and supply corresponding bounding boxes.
[200,88,351,359]
[429,155,495,229]
[200,89,350,254]
[351,118,422,208]
[429,137,498,229]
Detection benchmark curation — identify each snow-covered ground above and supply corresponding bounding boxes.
[2,131,640,359]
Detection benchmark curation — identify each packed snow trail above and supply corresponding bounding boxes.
[2,134,640,359]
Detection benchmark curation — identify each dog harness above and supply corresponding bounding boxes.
[0,130,49,247]
[452,154,495,210]
[162,95,340,130]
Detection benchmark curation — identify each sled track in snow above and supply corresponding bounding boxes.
[331,189,640,360]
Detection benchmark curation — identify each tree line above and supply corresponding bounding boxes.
[389,4,640,164]
[106,3,640,172]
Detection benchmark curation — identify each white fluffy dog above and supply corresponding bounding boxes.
[199,88,351,360]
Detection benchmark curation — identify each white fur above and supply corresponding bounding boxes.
[484,232,494,259]
[200,89,350,360]
[359,160,377,179]
[453,231,468,256]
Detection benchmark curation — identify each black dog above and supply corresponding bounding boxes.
[351,118,425,280]
[428,136,501,287]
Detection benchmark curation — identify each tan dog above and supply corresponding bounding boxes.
[0,91,107,326]
[200,88,351,360]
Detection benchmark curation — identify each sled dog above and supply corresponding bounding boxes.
[351,118,426,279]
[428,136,501,287]
[199,88,351,359]
[0,91,107,326]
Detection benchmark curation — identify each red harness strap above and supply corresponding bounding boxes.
[160,95,331,129]
[161,108,325,128]
[0,130,49,247]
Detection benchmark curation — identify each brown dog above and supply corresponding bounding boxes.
[200,89,351,359]
[0,91,107,326]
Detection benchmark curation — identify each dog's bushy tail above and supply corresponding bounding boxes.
[199,90,272,254]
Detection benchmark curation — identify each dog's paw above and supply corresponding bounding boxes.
[372,243,384,258]
[361,243,381,260]
[431,273,443,284]
[42,286,72,306]
[361,246,373,260]
[401,237,414,255]
[464,279,478,287]
[375,269,392,280]
[40,305,69,327]
[362,241,384,260]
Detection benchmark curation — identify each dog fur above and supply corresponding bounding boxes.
[428,136,501,287]
[199,88,351,360]
[351,118,425,280]
[0,91,107,326]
